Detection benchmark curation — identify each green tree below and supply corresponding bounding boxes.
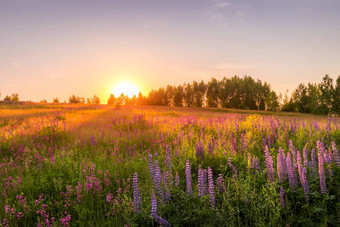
[319,75,334,114]
[53,97,59,103]
[137,92,145,105]
[173,88,183,107]
[91,95,100,104]
[3,95,11,101]
[333,76,340,115]
[107,94,116,105]
[10,93,19,102]
[184,83,194,107]
[206,77,219,107]
[116,93,126,107]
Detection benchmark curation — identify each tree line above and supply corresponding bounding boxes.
[2,75,339,115]
[282,75,340,115]
[106,74,340,115]
[108,76,280,111]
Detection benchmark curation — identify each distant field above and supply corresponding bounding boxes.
[0,104,339,226]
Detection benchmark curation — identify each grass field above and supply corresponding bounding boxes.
[0,104,339,226]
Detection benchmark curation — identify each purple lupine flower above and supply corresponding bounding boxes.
[252,156,261,172]
[277,148,286,183]
[151,190,171,227]
[154,160,165,202]
[164,145,172,171]
[150,190,158,219]
[203,169,208,195]
[263,137,267,150]
[195,141,205,161]
[234,119,239,132]
[297,150,302,181]
[207,138,214,155]
[331,141,339,167]
[185,160,192,195]
[148,154,154,181]
[216,174,227,193]
[297,151,310,199]
[198,165,204,197]
[133,173,141,214]
[311,149,317,177]
[301,166,310,199]
[208,167,215,209]
[317,141,327,194]
[175,171,179,187]
[280,186,286,208]
[228,157,238,176]
[303,147,308,167]
[328,149,334,163]
[264,146,275,183]
[286,152,296,189]
[163,171,171,203]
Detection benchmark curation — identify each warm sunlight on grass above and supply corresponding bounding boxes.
[111,82,140,98]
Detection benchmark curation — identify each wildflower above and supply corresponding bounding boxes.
[301,166,310,199]
[277,148,286,183]
[228,157,238,176]
[148,154,154,181]
[280,187,286,208]
[133,173,141,214]
[175,171,179,187]
[286,152,296,189]
[163,171,171,202]
[198,165,204,197]
[185,160,192,195]
[317,141,327,194]
[151,191,171,227]
[311,149,317,177]
[264,146,275,183]
[252,156,261,172]
[208,167,215,209]
[303,147,308,167]
[331,141,339,167]
[203,169,208,195]
[154,160,165,202]
[60,214,71,226]
[195,141,205,161]
[216,174,227,193]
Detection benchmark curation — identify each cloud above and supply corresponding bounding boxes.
[213,1,232,9]
[203,1,251,24]
[204,0,232,23]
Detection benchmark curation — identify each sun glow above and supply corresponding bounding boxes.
[111,82,140,98]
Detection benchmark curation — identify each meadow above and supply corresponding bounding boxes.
[0,104,339,226]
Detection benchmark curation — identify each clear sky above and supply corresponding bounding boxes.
[1,0,339,103]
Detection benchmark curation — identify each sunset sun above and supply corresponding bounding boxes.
[112,82,140,98]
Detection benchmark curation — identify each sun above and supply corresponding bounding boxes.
[111,82,140,98]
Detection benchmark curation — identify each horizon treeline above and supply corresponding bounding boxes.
[107,74,340,115]
[1,75,339,115]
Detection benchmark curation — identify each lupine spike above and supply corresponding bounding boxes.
[264,146,275,183]
[198,165,204,197]
[154,160,165,202]
[331,141,339,167]
[133,173,141,214]
[208,167,215,209]
[286,152,296,189]
[317,141,327,194]
[185,160,192,195]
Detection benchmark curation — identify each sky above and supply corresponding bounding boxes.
[1,0,340,103]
